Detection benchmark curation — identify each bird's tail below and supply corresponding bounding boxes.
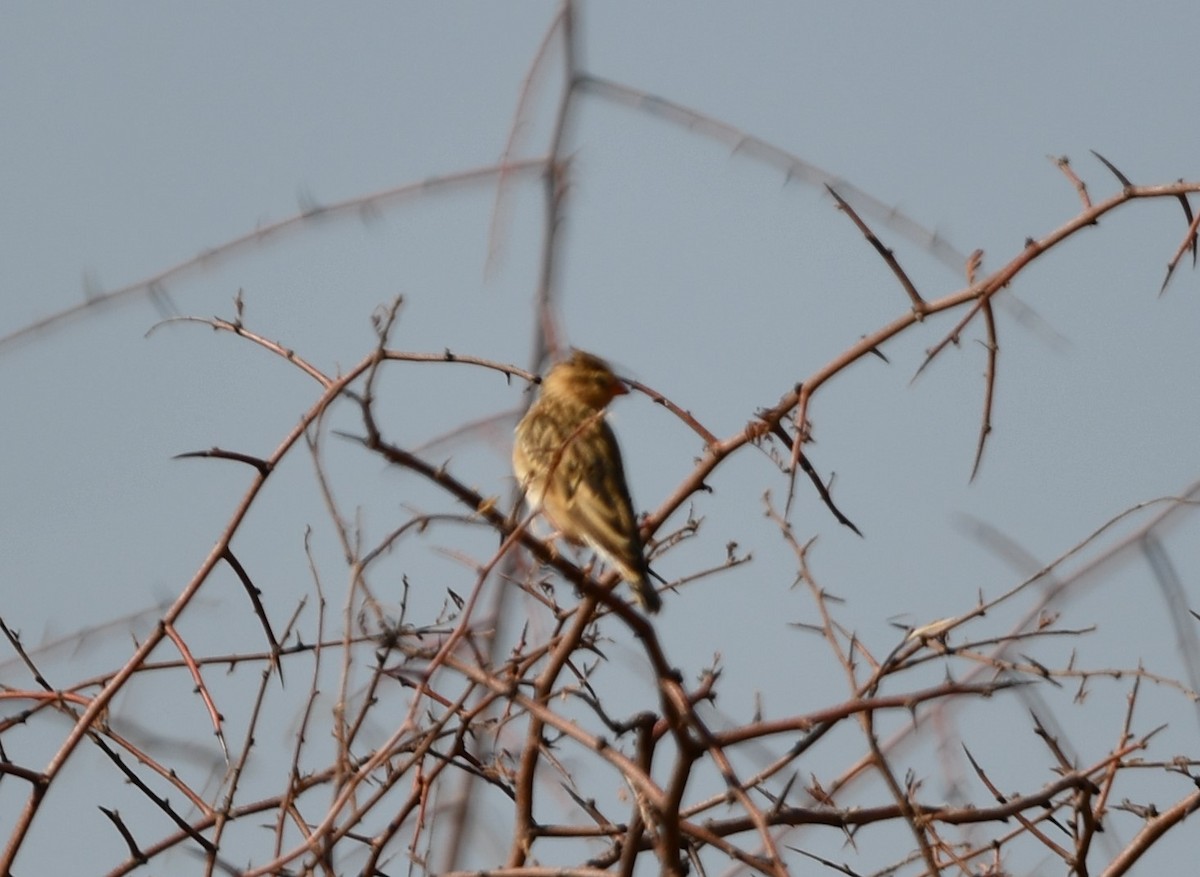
[630,573,663,614]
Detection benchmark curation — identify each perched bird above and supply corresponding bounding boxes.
[513,350,662,613]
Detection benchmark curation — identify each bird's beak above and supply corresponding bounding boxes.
[612,379,630,396]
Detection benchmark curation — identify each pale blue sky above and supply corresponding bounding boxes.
[2,4,1199,874]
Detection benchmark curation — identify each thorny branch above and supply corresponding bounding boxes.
[3,4,1199,877]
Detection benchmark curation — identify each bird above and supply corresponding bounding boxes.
[513,350,662,613]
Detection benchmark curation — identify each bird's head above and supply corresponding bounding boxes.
[542,350,629,409]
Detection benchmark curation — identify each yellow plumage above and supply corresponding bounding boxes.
[513,351,662,613]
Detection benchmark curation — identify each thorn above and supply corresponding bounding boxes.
[1090,149,1133,188]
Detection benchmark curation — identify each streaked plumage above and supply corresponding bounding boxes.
[513,350,662,613]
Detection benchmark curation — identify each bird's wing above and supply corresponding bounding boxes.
[559,421,646,575]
